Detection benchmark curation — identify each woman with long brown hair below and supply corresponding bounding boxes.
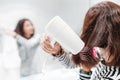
[41,1,120,80]
[5,18,41,77]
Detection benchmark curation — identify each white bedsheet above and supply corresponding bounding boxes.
[21,68,79,80]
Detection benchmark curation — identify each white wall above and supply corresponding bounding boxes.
[0,0,90,34]
[0,0,59,34]
[56,0,90,35]
[90,0,120,6]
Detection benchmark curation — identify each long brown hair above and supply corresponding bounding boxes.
[72,1,120,68]
[15,18,34,39]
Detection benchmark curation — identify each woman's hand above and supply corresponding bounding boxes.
[3,28,17,37]
[41,35,61,55]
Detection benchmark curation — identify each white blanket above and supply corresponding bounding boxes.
[0,33,21,80]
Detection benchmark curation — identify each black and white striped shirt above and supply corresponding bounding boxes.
[56,52,91,80]
[91,61,120,80]
[56,52,120,80]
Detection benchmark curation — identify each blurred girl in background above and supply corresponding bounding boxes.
[5,18,41,77]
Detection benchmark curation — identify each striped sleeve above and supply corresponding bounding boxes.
[56,52,77,68]
[55,52,92,80]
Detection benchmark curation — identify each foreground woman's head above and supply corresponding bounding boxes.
[72,1,120,68]
[15,18,35,39]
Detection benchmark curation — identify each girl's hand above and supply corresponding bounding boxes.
[41,35,61,55]
[3,28,17,37]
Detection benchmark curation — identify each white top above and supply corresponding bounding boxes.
[0,32,21,69]
[16,34,41,76]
